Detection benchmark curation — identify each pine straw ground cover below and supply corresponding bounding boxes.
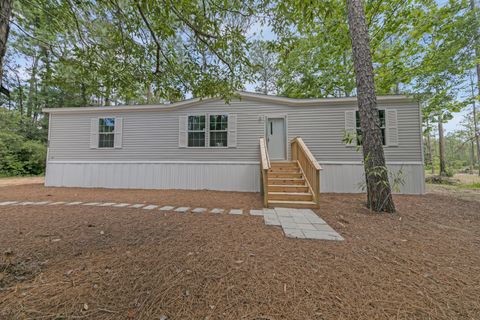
[0,184,479,319]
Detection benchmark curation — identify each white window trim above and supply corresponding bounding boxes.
[208,113,229,148]
[186,114,207,148]
[186,113,230,149]
[98,116,116,149]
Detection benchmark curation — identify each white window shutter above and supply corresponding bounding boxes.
[344,110,356,146]
[114,117,123,148]
[90,118,98,149]
[386,109,399,146]
[228,114,237,148]
[179,116,188,148]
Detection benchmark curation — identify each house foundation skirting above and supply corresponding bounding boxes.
[45,161,425,194]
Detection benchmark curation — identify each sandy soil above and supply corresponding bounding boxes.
[0,184,479,319]
[0,176,44,187]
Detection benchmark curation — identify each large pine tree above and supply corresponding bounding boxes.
[346,0,395,212]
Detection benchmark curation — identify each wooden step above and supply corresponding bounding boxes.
[268,178,305,185]
[267,200,318,209]
[268,166,300,172]
[271,161,298,167]
[268,192,313,201]
[268,185,309,192]
[269,172,303,179]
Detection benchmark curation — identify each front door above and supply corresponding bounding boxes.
[267,117,286,160]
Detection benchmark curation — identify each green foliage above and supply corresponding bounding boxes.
[0,109,47,176]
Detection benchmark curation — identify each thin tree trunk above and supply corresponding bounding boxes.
[0,0,13,89]
[471,0,480,175]
[438,116,447,176]
[346,0,395,213]
[427,131,434,174]
[26,53,39,119]
[470,139,475,173]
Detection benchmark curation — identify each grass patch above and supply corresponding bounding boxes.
[460,182,480,190]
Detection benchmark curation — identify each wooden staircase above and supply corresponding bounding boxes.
[260,137,322,209]
[267,161,317,208]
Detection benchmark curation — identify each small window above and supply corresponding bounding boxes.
[188,115,205,147]
[209,115,228,147]
[99,118,115,148]
[355,110,385,145]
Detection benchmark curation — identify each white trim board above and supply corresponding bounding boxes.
[47,160,260,165]
[43,92,415,114]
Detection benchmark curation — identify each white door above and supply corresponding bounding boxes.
[267,118,286,160]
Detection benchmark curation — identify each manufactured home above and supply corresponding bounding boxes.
[43,92,425,208]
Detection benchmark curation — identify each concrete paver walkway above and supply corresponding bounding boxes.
[0,200,343,241]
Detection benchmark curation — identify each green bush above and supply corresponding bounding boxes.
[0,131,46,176]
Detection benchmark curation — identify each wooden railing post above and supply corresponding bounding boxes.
[259,138,271,207]
[289,137,322,208]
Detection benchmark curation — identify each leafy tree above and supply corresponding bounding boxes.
[248,40,278,94]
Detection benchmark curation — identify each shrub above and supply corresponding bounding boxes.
[0,132,46,176]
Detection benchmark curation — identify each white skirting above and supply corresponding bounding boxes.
[45,161,261,192]
[45,161,425,194]
[319,162,425,194]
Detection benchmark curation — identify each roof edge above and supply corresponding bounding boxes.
[42,91,416,114]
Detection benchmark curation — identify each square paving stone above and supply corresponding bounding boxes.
[280,221,298,229]
[312,224,337,233]
[66,201,83,206]
[159,206,174,211]
[292,215,310,224]
[274,208,295,217]
[20,201,37,205]
[192,208,206,213]
[98,202,116,207]
[303,229,344,241]
[175,207,190,213]
[143,205,158,210]
[264,214,281,226]
[112,203,131,208]
[296,223,318,231]
[262,208,276,215]
[49,202,66,205]
[0,201,17,205]
[129,204,145,208]
[283,228,305,239]
[249,209,264,216]
[210,208,224,214]
[229,209,243,215]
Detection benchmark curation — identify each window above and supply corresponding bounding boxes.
[209,115,228,147]
[99,118,115,148]
[188,115,206,147]
[355,110,385,145]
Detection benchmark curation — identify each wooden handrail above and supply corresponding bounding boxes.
[259,138,271,207]
[290,137,322,207]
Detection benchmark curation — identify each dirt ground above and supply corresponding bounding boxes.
[0,183,479,319]
[0,176,44,187]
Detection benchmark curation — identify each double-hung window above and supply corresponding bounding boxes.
[209,115,228,147]
[355,110,386,145]
[98,118,115,148]
[188,115,206,147]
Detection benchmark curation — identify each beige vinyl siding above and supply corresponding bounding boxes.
[47,98,422,163]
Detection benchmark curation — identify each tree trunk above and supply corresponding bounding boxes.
[471,0,480,175]
[438,116,447,176]
[470,139,475,173]
[346,0,395,213]
[0,0,13,94]
[26,53,39,119]
[427,131,435,174]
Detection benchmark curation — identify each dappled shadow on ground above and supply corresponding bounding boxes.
[0,186,479,319]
